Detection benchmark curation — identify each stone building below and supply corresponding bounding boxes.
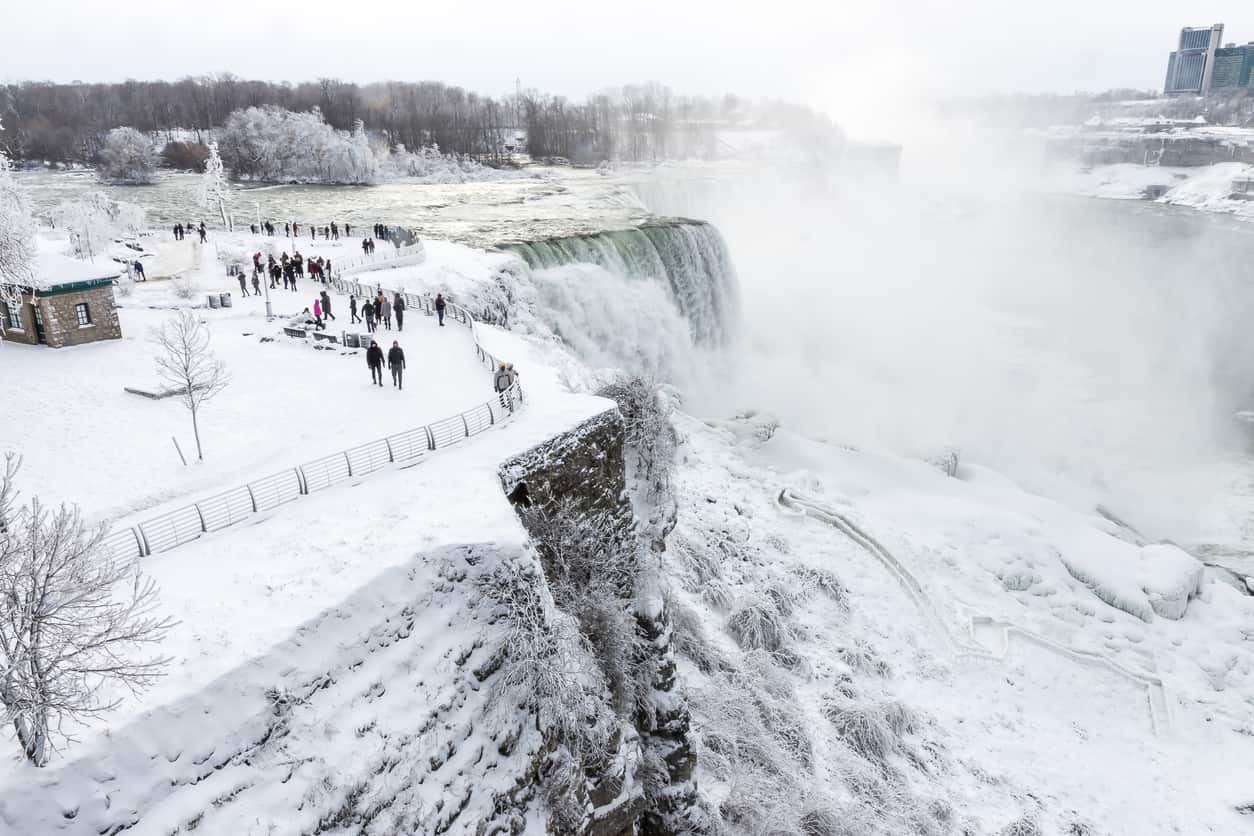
[0,254,122,348]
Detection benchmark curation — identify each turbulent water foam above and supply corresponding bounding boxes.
[504,221,739,349]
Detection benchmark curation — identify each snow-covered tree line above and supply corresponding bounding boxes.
[217,106,511,185]
[98,127,160,184]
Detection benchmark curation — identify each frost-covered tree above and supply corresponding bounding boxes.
[98,127,159,185]
[153,311,230,462]
[0,454,174,766]
[198,142,232,231]
[0,119,36,332]
[217,106,380,184]
[50,191,146,261]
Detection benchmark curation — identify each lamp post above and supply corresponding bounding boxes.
[256,202,273,320]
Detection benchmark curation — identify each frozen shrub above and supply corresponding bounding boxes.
[764,580,805,618]
[477,558,612,761]
[999,816,1043,836]
[728,597,790,654]
[823,703,897,768]
[836,641,892,678]
[540,747,588,835]
[596,373,677,492]
[791,565,850,612]
[669,596,731,675]
[702,577,734,611]
[171,272,197,300]
[821,698,918,771]
[798,808,841,836]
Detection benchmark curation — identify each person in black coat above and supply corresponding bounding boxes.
[349,295,360,324]
[320,290,335,321]
[366,342,385,386]
[393,293,405,331]
[434,293,446,326]
[387,341,406,389]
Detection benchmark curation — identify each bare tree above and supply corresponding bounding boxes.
[0,454,174,765]
[152,311,230,461]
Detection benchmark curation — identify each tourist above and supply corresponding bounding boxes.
[435,293,446,326]
[320,290,335,321]
[363,299,376,332]
[172,223,181,241]
[313,297,323,324]
[361,238,370,257]
[393,293,405,331]
[238,273,249,297]
[349,295,361,324]
[387,340,406,389]
[344,223,351,236]
[252,272,261,295]
[133,260,146,281]
[494,363,511,393]
[325,258,333,277]
[331,222,339,240]
[366,340,385,386]
[380,295,392,331]
[374,292,387,330]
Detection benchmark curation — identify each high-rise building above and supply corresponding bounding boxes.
[1164,24,1225,95]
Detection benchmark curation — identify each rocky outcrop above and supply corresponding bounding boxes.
[499,408,703,835]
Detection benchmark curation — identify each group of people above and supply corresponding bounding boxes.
[248,220,354,239]
[365,339,407,388]
[172,222,207,243]
[493,362,519,394]
[245,220,356,238]
[237,251,336,296]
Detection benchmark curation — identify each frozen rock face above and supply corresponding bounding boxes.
[499,408,703,835]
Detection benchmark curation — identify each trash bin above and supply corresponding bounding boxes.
[207,294,220,309]
[343,332,360,348]
[219,292,232,308]
[359,334,373,349]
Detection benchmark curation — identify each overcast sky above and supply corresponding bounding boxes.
[3,1,1250,129]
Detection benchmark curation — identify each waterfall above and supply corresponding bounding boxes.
[503,220,739,347]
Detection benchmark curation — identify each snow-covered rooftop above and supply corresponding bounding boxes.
[28,252,120,290]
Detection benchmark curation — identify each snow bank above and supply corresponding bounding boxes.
[1057,538,1203,622]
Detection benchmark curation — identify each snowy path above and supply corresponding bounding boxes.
[777,487,1173,735]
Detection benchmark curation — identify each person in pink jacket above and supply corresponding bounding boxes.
[313,298,325,330]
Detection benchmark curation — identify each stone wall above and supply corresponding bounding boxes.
[39,285,122,348]
[1,286,121,348]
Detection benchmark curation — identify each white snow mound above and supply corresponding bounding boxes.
[1061,540,1204,622]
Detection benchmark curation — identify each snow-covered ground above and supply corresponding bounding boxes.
[0,234,523,525]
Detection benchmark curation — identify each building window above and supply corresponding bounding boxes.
[75,303,92,326]
[2,301,21,331]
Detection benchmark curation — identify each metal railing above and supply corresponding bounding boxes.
[100,258,522,563]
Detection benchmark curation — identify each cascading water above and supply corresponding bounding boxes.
[503,220,740,349]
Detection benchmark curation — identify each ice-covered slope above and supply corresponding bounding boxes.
[663,411,1253,834]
